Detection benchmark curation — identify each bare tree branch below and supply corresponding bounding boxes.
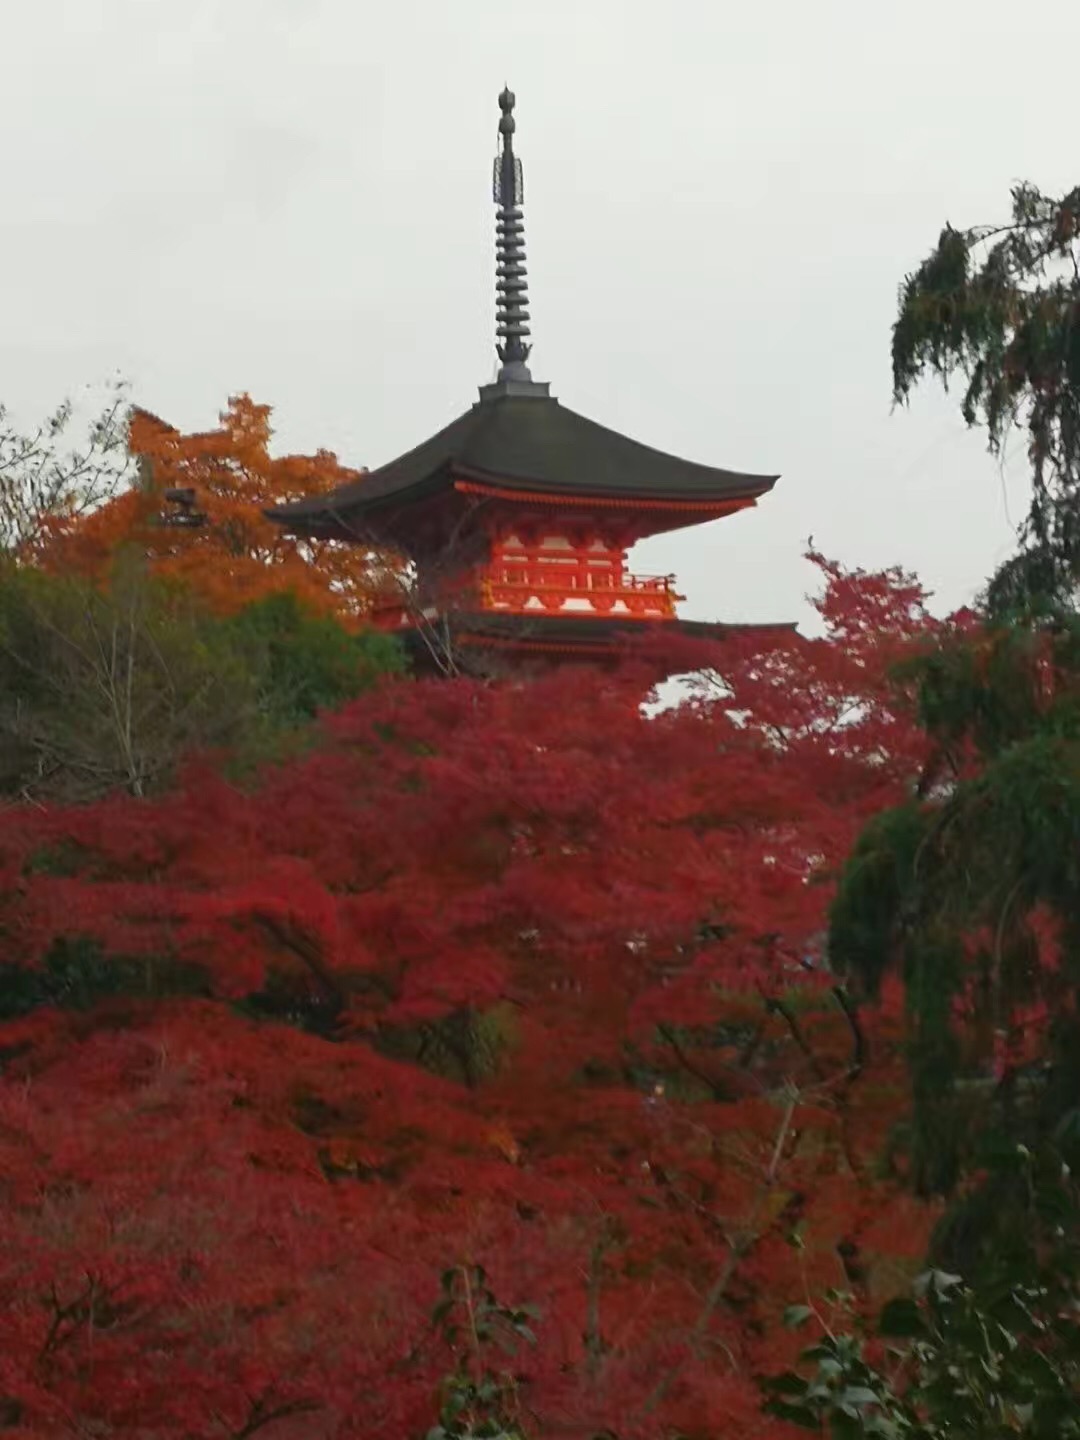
[0,377,133,556]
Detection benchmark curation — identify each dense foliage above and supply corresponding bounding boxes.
[830,616,1080,1213]
[761,175,1080,1439]
[27,394,405,623]
[0,561,403,802]
[0,558,952,1438]
[826,176,1080,1253]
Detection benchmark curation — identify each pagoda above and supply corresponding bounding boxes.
[268,89,788,673]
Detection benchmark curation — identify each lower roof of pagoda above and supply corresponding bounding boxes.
[400,610,798,673]
[267,388,778,543]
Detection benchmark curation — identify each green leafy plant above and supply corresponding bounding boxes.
[222,589,405,727]
[427,1266,538,1440]
[0,562,405,801]
[765,1152,1080,1438]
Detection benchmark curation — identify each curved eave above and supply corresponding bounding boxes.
[267,467,778,542]
[265,392,779,538]
[450,469,775,512]
[266,469,455,543]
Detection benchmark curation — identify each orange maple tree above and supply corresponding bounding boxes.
[30,395,404,623]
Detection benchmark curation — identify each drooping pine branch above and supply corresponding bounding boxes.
[893,182,1080,610]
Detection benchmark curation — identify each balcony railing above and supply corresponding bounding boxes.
[477,563,683,619]
[368,565,686,629]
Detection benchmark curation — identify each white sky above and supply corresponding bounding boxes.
[3,0,1076,629]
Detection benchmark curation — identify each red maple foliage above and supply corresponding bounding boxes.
[0,557,950,1438]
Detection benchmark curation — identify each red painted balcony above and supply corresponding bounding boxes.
[367,557,686,630]
[476,560,683,619]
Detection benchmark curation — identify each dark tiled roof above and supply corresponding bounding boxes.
[397,607,794,673]
[398,612,798,675]
[449,612,797,647]
[268,390,777,529]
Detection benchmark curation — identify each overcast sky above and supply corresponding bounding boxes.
[3,0,1077,629]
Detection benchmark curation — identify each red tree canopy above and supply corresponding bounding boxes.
[0,557,953,1438]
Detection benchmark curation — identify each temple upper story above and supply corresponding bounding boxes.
[267,89,786,667]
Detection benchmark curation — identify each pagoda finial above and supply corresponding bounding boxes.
[493,86,533,383]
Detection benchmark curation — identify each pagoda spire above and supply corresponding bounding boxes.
[493,87,533,384]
